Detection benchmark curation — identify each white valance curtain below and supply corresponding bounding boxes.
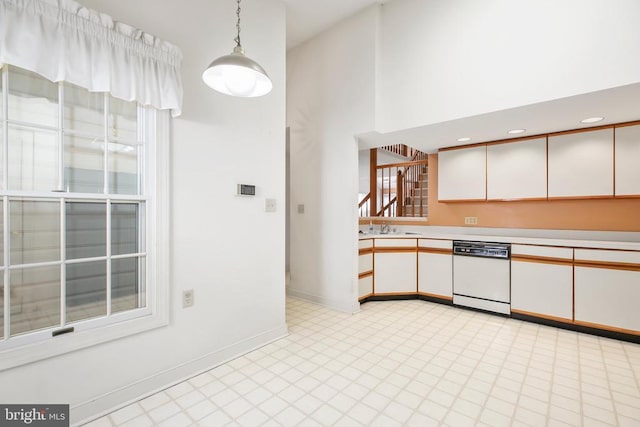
[0,0,183,116]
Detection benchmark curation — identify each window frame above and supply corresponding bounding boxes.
[0,65,170,370]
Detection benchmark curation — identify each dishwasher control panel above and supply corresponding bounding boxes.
[453,240,510,259]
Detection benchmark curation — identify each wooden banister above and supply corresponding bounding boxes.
[377,196,397,217]
[358,193,371,208]
[362,146,429,218]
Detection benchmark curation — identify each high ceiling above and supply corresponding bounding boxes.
[358,82,640,153]
[282,1,640,152]
[282,0,384,48]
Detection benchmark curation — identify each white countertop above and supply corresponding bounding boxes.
[359,226,640,251]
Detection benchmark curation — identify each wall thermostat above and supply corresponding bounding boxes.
[237,184,256,196]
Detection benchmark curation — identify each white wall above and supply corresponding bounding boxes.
[0,0,287,424]
[290,0,640,316]
[358,148,411,194]
[377,0,640,133]
[287,6,379,312]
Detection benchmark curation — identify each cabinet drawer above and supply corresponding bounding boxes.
[358,254,373,274]
[375,238,417,249]
[359,239,373,249]
[418,239,452,251]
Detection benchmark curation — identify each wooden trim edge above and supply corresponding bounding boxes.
[358,293,374,301]
[437,198,487,203]
[510,308,572,324]
[547,195,613,201]
[574,260,640,272]
[574,320,640,336]
[417,292,453,301]
[358,248,374,255]
[373,292,418,296]
[512,254,573,266]
[374,247,418,254]
[418,247,453,255]
[358,271,373,279]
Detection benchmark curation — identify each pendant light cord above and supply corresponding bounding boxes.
[234,0,242,48]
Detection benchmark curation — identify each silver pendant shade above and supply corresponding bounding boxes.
[202,0,273,97]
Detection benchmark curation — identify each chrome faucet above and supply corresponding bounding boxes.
[380,223,391,234]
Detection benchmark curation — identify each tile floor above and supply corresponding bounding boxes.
[85,298,640,426]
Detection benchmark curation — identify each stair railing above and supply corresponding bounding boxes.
[373,158,428,218]
[380,144,408,157]
[358,193,371,217]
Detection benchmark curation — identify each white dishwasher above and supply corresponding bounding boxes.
[453,241,511,315]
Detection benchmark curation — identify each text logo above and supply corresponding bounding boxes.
[0,405,69,426]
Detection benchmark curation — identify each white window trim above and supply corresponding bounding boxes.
[0,110,171,371]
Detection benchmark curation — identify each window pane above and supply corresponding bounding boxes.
[0,200,3,266]
[63,83,104,135]
[108,143,139,195]
[66,202,106,259]
[8,126,59,191]
[8,66,58,127]
[10,265,61,336]
[66,261,106,323]
[0,70,3,190]
[112,257,141,313]
[64,134,104,193]
[10,201,61,265]
[0,273,4,339]
[109,97,137,141]
[0,121,3,190]
[111,203,138,256]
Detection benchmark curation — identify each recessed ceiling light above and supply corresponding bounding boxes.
[581,116,604,124]
[457,137,472,142]
[508,129,526,134]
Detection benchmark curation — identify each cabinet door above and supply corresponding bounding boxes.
[358,239,374,299]
[417,239,452,299]
[359,276,373,299]
[574,249,640,333]
[359,253,373,275]
[374,239,417,294]
[487,138,547,200]
[511,245,573,321]
[438,145,486,201]
[548,128,614,198]
[615,124,640,196]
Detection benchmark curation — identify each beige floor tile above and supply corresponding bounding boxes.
[84,297,640,426]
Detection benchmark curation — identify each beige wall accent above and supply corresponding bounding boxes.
[428,154,640,231]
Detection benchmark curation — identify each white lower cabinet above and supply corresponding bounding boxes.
[511,245,573,321]
[417,239,452,299]
[358,275,373,299]
[358,239,374,299]
[374,239,417,294]
[574,249,640,333]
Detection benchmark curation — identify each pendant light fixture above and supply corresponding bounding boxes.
[202,0,273,97]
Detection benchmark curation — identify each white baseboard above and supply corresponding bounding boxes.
[72,323,288,426]
[286,287,360,314]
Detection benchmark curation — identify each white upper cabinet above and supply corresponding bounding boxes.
[487,138,547,200]
[615,124,640,196]
[438,145,486,201]
[548,128,614,198]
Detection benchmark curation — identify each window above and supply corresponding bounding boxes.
[0,65,166,360]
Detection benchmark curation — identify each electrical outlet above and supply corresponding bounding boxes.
[182,289,194,308]
[464,216,478,225]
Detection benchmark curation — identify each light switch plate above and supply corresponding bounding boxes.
[265,198,277,212]
[297,204,305,214]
